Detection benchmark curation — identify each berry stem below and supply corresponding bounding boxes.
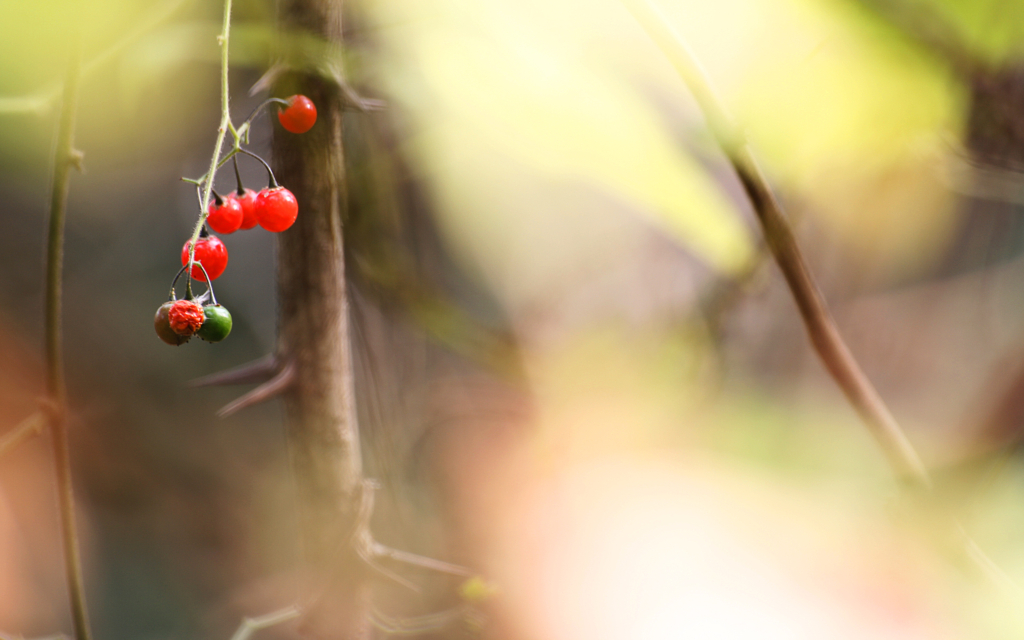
[186,0,234,283]
[188,147,243,186]
[241,97,290,129]
[233,156,245,195]
[168,261,217,303]
[196,262,219,305]
[239,148,278,188]
[169,264,189,300]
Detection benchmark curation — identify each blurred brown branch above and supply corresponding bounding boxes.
[45,39,93,640]
[623,0,932,490]
[272,0,371,634]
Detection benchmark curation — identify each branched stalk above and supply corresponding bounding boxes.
[45,40,93,640]
[186,0,234,277]
[623,0,932,490]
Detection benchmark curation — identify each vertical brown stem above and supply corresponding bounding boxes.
[273,1,368,638]
[45,41,94,640]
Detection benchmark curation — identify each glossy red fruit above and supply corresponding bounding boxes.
[277,95,317,134]
[167,300,205,336]
[181,235,228,281]
[255,187,298,232]
[207,196,243,234]
[235,188,259,230]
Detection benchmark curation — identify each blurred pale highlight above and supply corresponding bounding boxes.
[496,457,948,640]
[368,0,966,294]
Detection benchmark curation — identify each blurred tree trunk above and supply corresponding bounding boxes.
[273,0,369,637]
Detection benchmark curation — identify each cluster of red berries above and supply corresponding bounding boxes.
[156,95,317,346]
[204,184,299,235]
[182,184,298,283]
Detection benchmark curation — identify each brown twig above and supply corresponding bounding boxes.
[44,39,93,640]
[623,0,931,490]
[621,1,1024,603]
[0,412,45,461]
[371,543,474,578]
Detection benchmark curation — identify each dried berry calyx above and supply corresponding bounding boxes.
[155,301,190,346]
[168,300,205,336]
[197,305,232,343]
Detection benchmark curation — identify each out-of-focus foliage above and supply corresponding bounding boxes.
[4,0,1024,639]
[927,0,1024,63]
[367,0,757,296]
[356,0,1024,638]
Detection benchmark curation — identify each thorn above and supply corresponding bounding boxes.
[216,360,295,418]
[69,149,85,172]
[227,606,300,640]
[0,411,46,460]
[369,606,465,635]
[351,483,419,592]
[190,354,278,387]
[337,76,386,112]
[249,63,285,97]
[358,543,421,593]
[371,542,474,577]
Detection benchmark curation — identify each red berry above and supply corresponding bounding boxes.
[181,235,228,281]
[255,187,299,232]
[236,188,259,230]
[207,196,243,234]
[277,95,317,134]
[167,300,205,336]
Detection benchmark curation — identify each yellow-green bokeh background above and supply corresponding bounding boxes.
[4,0,1024,638]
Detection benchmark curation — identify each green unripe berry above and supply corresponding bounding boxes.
[198,304,232,343]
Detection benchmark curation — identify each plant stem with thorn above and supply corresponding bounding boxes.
[45,38,94,640]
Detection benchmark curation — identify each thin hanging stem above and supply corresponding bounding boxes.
[45,38,94,640]
[238,148,278,187]
[168,264,189,300]
[186,0,234,277]
[241,97,289,129]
